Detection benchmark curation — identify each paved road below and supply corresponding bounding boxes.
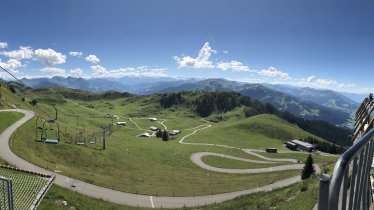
[0,109,313,208]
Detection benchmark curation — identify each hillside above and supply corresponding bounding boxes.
[157,79,354,126]
[265,84,359,113]
[238,84,352,126]
[11,77,358,127]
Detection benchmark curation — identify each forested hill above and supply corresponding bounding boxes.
[160,91,353,147]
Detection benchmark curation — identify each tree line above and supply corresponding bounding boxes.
[194,92,241,117]
[160,93,184,108]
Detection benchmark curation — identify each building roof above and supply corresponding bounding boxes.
[139,132,150,137]
[291,140,313,148]
[285,141,297,146]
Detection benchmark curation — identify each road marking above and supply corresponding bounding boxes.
[150,196,155,208]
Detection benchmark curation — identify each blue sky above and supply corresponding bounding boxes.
[0,0,373,93]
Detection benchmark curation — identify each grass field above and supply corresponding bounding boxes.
[4,87,339,199]
[0,168,49,210]
[201,155,289,169]
[0,111,24,133]
[40,176,321,210]
[39,184,146,210]
[185,114,329,151]
[200,176,319,210]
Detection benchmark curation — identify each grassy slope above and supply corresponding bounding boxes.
[39,184,146,210]
[2,87,339,207]
[41,176,320,210]
[0,112,24,133]
[0,111,24,165]
[186,113,330,151]
[202,155,289,169]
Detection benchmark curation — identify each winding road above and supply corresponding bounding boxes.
[0,109,319,208]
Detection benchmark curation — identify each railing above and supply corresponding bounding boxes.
[0,176,14,210]
[318,128,374,210]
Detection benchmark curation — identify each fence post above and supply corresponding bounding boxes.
[318,174,330,210]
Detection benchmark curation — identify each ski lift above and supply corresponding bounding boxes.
[41,105,60,144]
[89,131,97,144]
[75,128,86,145]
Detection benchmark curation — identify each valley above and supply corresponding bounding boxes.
[0,81,341,209]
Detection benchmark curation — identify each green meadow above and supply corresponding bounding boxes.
[0,86,338,208]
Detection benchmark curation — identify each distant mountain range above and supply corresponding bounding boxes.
[18,76,364,127]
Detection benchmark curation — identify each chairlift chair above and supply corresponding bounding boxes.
[89,131,96,144]
[41,105,61,144]
[75,128,86,145]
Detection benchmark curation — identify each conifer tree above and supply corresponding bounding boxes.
[301,154,315,180]
[162,130,169,141]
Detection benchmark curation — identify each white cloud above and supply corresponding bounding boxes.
[2,46,33,60]
[216,60,251,72]
[258,67,291,80]
[69,51,83,57]
[0,59,24,70]
[303,75,355,89]
[85,54,100,64]
[223,50,228,54]
[90,65,167,78]
[70,68,84,75]
[174,42,216,69]
[90,65,107,74]
[34,48,66,66]
[0,42,8,49]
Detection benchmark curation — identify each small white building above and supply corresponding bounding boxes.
[150,126,158,131]
[139,132,150,137]
[169,130,181,136]
[149,117,157,121]
[116,122,126,126]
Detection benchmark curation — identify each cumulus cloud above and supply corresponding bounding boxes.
[70,68,84,75]
[69,51,83,57]
[1,46,33,60]
[223,50,228,54]
[85,54,100,64]
[90,65,167,78]
[0,59,24,70]
[304,75,355,88]
[34,48,66,66]
[0,42,8,49]
[90,65,107,74]
[216,60,251,72]
[258,67,291,80]
[174,42,216,69]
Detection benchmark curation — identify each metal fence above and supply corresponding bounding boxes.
[318,128,374,210]
[0,176,14,210]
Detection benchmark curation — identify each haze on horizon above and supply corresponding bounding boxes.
[0,0,373,93]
